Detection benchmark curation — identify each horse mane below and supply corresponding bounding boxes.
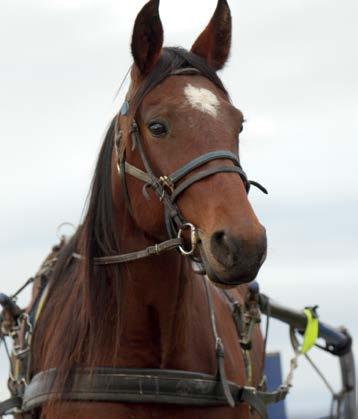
[32,119,122,381]
[32,47,228,388]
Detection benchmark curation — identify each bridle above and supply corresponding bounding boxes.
[83,67,268,285]
[115,120,267,247]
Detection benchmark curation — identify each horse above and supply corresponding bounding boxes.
[27,0,269,417]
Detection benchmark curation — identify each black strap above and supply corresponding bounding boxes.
[169,151,242,184]
[22,367,288,418]
[221,289,245,341]
[0,396,22,416]
[215,339,235,408]
[171,166,249,202]
[114,120,268,241]
[131,126,185,234]
[119,153,135,218]
[73,238,183,266]
[200,276,236,407]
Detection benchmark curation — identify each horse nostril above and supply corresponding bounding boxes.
[210,229,267,271]
[211,230,239,268]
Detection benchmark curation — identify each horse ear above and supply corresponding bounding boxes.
[191,0,232,70]
[131,0,164,76]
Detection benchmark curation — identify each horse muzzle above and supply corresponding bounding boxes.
[198,229,267,288]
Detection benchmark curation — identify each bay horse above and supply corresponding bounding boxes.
[29,0,269,418]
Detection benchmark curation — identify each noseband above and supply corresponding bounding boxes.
[75,68,267,284]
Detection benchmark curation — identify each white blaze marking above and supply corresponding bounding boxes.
[184,84,220,118]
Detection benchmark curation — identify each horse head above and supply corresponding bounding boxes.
[112,0,267,287]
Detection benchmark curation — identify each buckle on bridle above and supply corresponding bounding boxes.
[159,176,175,194]
[178,223,198,256]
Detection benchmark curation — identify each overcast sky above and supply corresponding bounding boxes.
[0,0,357,417]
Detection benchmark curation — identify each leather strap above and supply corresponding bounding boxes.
[221,290,245,342]
[169,150,242,184]
[119,156,134,218]
[170,68,202,76]
[131,126,185,234]
[124,161,152,184]
[171,166,249,202]
[0,396,22,416]
[123,151,248,194]
[73,238,183,266]
[201,276,235,407]
[22,368,244,410]
[22,367,287,418]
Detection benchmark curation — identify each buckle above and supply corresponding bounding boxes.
[159,176,175,194]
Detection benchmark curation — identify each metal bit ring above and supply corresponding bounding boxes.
[178,223,198,256]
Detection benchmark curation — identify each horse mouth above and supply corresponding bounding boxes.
[197,232,267,288]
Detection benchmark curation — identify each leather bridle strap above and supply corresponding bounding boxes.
[120,126,267,239]
[73,122,268,272]
[73,238,183,266]
[123,148,268,199]
[130,123,186,233]
[169,150,245,184]
[171,166,249,202]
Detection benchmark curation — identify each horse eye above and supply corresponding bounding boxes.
[148,121,168,138]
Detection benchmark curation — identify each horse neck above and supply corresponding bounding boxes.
[110,203,194,369]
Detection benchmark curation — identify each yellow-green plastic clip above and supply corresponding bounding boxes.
[301,306,319,354]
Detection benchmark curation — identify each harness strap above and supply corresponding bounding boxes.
[22,368,287,418]
[0,396,22,416]
[220,289,254,384]
[201,276,235,407]
[72,238,183,266]
[221,289,245,339]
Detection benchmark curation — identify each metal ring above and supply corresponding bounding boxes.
[56,222,76,241]
[178,223,198,256]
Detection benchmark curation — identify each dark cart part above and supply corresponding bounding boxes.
[259,293,357,419]
[0,293,22,319]
[259,294,352,355]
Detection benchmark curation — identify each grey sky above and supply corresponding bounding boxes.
[1,0,357,417]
